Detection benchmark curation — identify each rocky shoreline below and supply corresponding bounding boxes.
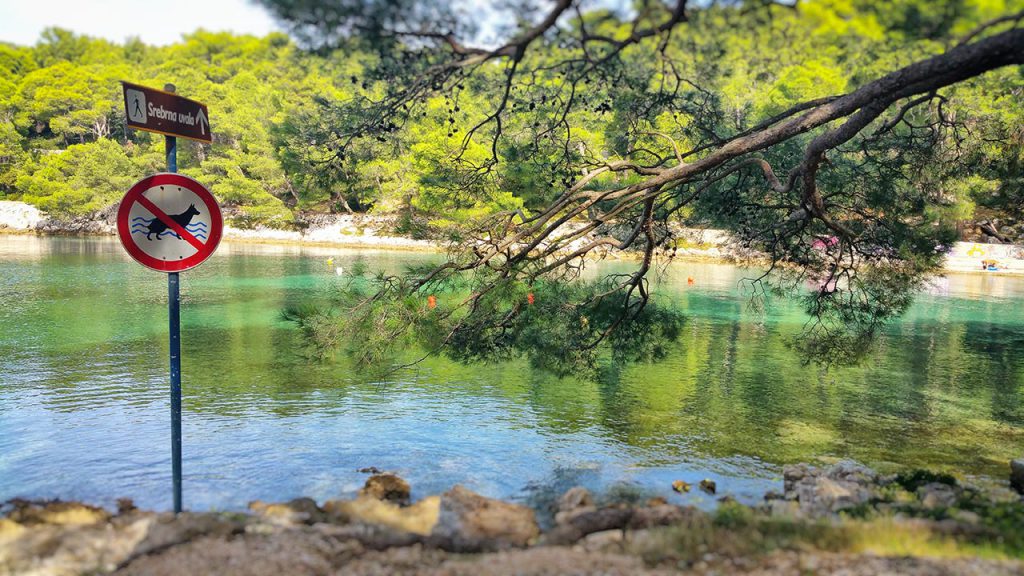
[3,461,1023,575]
[4,200,1024,274]
[0,200,826,265]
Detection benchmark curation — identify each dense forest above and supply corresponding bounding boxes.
[0,0,1021,236]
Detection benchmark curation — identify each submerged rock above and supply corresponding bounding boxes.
[360,473,411,505]
[116,498,138,515]
[671,480,691,493]
[430,485,539,552]
[699,479,717,494]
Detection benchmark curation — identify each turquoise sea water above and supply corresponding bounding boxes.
[1,234,1022,512]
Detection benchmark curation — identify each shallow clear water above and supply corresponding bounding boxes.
[1,234,1022,512]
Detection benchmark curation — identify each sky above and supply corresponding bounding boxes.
[0,0,281,46]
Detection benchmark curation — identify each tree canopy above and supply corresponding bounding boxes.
[261,0,1024,370]
[1,0,1022,371]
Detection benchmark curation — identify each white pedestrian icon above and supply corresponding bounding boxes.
[126,89,147,124]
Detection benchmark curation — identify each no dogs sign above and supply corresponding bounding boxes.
[117,173,223,272]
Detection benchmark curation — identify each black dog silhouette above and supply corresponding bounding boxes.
[146,204,200,240]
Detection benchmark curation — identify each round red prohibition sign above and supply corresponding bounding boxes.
[117,173,223,272]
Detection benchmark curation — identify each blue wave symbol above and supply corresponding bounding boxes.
[129,217,208,239]
[152,229,208,241]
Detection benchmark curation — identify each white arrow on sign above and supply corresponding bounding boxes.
[196,109,208,136]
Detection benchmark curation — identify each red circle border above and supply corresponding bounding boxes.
[116,173,223,273]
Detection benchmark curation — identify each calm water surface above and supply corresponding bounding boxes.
[1,234,1022,512]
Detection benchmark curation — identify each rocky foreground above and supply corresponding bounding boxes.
[3,461,1023,576]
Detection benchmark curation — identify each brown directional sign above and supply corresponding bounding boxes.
[122,81,212,143]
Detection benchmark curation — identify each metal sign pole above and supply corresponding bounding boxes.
[120,80,218,513]
[165,83,183,514]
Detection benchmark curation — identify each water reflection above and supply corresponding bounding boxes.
[1,234,1023,512]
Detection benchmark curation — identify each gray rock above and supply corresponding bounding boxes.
[429,485,539,552]
[554,486,597,526]
[0,513,155,575]
[575,528,625,552]
[126,511,245,558]
[767,499,801,517]
[783,463,812,485]
[557,486,594,513]
[829,461,878,484]
[917,482,958,509]
[628,504,689,529]
[542,506,632,545]
[782,461,877,518]
[313,520,422,550]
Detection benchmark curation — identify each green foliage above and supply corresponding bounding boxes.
[895,469,959,492]
[252,0,1024,370]
[0,118,26,191]
[635,508,1022,564]
[1,29,352,224]
[963,500,1024,555]
[3,2,1022,234]
[283,264,688,377]
[713,501,757,529]
[15,139,141,215]
[790,262,936,364]
[3,1,1024,373]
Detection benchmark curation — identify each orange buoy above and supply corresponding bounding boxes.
[428,295,437,309]
[687,276,694,285]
